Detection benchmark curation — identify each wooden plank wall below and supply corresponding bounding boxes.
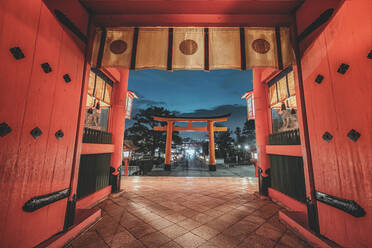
[0,0,88,247]
[299,0,372,247]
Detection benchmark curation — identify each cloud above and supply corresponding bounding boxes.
[177,104,247,139]
[135,99,167,107]
[180,104,245,117]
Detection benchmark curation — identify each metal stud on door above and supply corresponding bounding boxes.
[0,122,12,137]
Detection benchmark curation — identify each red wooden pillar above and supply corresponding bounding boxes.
[110,69,129,192]
[208,121,216,171]
[252,68,270,195]
[164,121,173,171]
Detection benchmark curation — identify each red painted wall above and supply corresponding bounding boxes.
[299,1,372,247]
[0,0,88,247]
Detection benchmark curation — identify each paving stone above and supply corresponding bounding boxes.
[139,231,171,247]
[174,232,206,248]
[160,224,189,239]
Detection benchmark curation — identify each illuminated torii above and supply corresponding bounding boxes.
[153,114,230,171]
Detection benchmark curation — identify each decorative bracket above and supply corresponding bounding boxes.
[322,132,333,142]
[10,47,25,60]
[23,188,71,212]
[41,63,52,73]
[347,129,361,142]
[0,122,12,137]
[30,127,42,139]
[316,191,365,217]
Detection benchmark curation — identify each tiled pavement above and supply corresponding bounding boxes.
[69,177,313,248]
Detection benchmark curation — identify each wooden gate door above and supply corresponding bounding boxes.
[301,1,372,247]
[0,1,85,247]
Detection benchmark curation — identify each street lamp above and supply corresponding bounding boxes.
[244,145,249,150]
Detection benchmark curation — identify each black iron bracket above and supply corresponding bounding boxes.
[316,191,365,217]
[367,50,372,59]
[10,47,25,60]
[0,122,12,137]
[23,188,71,212]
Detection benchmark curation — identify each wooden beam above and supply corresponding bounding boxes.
[93,14,293,27]
[154,126,227,132]
[81,143,115,154]
[266,145,303,157]
[153,114,230,122]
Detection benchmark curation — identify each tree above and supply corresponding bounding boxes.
[215,129,235,158]
[234,126,245,145]
[125,106,182,157]
[242,120,256,146]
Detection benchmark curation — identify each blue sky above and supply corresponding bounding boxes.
[126,69,253,139]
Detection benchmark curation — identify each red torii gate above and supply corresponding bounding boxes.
[153,114,230,171]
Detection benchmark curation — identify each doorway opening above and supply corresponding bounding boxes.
[123,69,257,178]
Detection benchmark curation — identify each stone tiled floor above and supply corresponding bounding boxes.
[69,177,313,248]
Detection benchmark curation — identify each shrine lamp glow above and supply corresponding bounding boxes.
[241,91,255,120]
[125,91,138,119]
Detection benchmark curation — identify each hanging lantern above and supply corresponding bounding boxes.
[241,91,255,120]
[125,91,138,119]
